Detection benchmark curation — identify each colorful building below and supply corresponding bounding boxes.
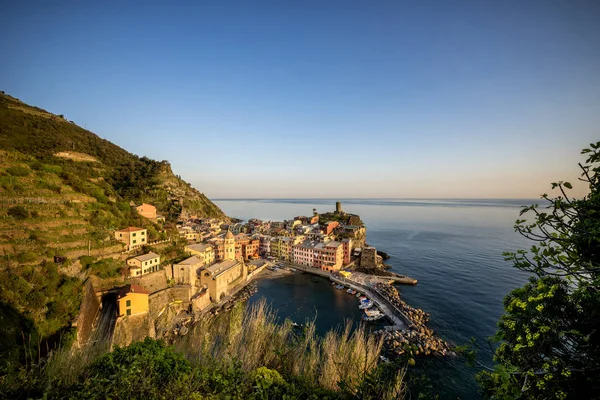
[135,203,157,219]
[185,243,215,266]
[117,284,149,317]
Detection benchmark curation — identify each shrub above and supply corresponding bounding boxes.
[8,205,29,220]
[6,166,29,177]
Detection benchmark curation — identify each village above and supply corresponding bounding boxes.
[78,201,449,360]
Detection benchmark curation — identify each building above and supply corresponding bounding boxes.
[184,243,215,266]
[114,227,147,249]
[341,239,352,265]
[259,235,271,256]
[314,241,344,272]
[126,252,161,277]
[320,221,339,235]
[234,234,260,260]
[199,234,247,302]
[200,259,246,302]
[293,240,315,267]
[135,203,157,219]
[117,284,149,317]
[360,246,380,269]
[173,256,204,286]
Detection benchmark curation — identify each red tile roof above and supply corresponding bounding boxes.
[118,284,149,298]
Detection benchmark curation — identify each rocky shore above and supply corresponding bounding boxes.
[374,283,452,358]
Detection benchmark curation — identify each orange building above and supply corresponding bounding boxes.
[135,203,157,219]
[115,227,147,249]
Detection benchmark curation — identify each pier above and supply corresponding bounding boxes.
[279,261,411,330]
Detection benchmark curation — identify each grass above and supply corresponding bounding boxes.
[1,300,406,399]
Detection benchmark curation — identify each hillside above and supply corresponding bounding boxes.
[0,91,226,221]
[0,91,227,367]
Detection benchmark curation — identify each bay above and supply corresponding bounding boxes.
[213,198,535,399]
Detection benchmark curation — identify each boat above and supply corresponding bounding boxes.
[362,314,384,322]
[348,289,357,295]
[359,296,367,301]
[335,284,345,290]
[291,322,303,328]
[355,292,362,298]
[330,281,336,286]
[359,300,373,309]
[364,308,383,317]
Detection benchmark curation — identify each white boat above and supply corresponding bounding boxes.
[359,300,373,309]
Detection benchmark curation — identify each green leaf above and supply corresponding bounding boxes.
[563,182,572,189]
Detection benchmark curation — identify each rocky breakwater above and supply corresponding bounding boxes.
[374,283,452,358]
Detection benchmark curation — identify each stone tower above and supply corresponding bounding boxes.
[335,201,342,214]
[224,229,235,260]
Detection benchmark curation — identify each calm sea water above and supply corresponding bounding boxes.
[213,198,535,399]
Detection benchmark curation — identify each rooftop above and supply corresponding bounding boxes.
[116,227,145,233]
[205,259,240,277]
[177,255,203,265]
[130,252,159,262]
[117,284,149,298]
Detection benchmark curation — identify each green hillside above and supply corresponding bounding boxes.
[0,91,226,370]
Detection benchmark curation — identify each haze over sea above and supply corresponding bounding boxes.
[213,198,534,399]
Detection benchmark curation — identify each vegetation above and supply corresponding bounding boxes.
[478,143,600,398]
[1,301,406,399]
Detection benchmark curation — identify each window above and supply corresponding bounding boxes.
[126,309,131,316]
[141,231,145,235]
[126,300,131,306]
[133,240,137,244]
[133,233,136,237]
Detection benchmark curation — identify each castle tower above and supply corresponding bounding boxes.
[224,229,235,260]
[335,201,342,214]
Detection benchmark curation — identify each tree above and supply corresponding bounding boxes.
[478,143,600,399]
[7,205,29,220]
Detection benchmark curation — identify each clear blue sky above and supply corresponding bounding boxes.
[1,0,599,198]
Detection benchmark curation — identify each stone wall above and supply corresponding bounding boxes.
[131,269,168,294]
[73,279,100,348]
[148,285,191,317]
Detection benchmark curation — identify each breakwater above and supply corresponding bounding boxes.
[374,283,451,357]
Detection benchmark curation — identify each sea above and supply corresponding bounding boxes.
[212,198,535,399]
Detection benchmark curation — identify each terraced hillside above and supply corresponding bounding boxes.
[0,91,226,367]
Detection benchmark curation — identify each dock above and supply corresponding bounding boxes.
[281,261,412,331]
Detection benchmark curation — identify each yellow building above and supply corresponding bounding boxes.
[270,237,283,259]
[115,227,147,250]
[184,243,215,266]
[127,252,160,277]
[117,284,149,317]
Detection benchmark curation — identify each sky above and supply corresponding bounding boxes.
[1,0,599,199]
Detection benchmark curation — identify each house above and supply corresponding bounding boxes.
[115,227,147,249]
[117,284,149,317]
[184,243,215,266]
[173,256,204,286]
[127,252,161,277]
[135,203,157,219]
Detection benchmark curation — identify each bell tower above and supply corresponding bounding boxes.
[224,229,235,260]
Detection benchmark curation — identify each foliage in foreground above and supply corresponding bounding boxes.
[0,301,407,399]
[478,143,600,399]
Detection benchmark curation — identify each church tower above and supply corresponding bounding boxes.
[224,229,235,260]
